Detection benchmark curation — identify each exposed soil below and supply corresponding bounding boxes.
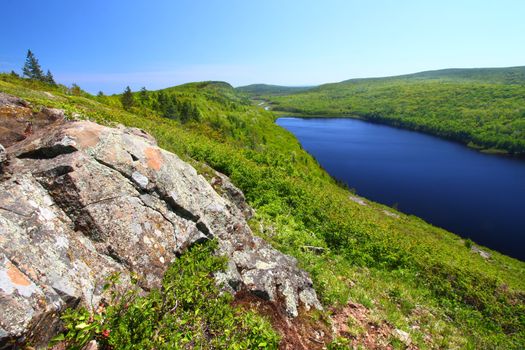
[233,289,332,350]
[331,301,419,350]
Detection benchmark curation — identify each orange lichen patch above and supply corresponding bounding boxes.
[65,122,104,149]
[6,262,32,286]
[145,147,163,170]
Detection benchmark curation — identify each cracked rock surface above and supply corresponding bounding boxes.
[0,95,321,348]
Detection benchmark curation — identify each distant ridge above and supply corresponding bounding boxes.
[241,65,525,155]
[238,66,525,94]
[236,84,314,96]
[339,66,525,85]
[165,80,235,91]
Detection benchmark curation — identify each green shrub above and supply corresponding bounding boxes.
[52,241,279,349]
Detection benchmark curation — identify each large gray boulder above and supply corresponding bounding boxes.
[0,99,321,348]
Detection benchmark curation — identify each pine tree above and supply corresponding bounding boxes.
[22,50,44,81]
[121,86,134,110]
[164,99,178,119]
[180,101,191,123]
[22,51,32,78]
[70,84,81,96]
[97,91,105,97]
[44,70,56,85]
[139,87,149,104]
[191,104,201,121]
[157,91,168,114]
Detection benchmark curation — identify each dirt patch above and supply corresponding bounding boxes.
[233,289,332,350]
[331,301,419,349]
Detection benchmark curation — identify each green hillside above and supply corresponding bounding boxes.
[341,66,525,84]
[1,74,525,349]
[246,66,525,154]
[236,84,314,96]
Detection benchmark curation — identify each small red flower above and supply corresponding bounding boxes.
[102,329,111,338]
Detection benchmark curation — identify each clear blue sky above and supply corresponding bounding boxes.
[2,0,524,93]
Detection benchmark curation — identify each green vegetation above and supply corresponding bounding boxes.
[236,84,313,97]
[243,67,525,154]
[1,73,524,349]
[120,86,134,110]
[52,241,279,350]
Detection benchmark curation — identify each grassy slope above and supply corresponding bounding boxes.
[1,74,525,349]
[236,84,314,97]
[244,66,525,154]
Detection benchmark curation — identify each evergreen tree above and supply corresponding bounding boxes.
[22,50,33,78]
[44,70,56,85]
[180,101,191,123]
[70,84,81,96]
[139,87,149,104]
[191,104,201,121]
[22,50,44,81]
[157,91,168,114]
[97,91,105,97]
[121,86,134,110]
[164,99,178,119]
[9,70,19,78]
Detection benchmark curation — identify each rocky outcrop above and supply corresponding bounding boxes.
[471,246,491,260]
[0,93,65,148]
[0,95,321,348]
[210,171,254,221]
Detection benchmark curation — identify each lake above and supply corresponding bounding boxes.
[277,117,525,261]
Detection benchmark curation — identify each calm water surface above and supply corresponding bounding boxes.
[277,117,525,261]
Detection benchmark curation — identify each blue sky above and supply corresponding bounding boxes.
[2,0,524,93]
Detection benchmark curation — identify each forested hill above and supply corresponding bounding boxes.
[244,66,525,155]
[338,66,525,85]
[236,84,314,96]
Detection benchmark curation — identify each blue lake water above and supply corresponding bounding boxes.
[277,117,525,261]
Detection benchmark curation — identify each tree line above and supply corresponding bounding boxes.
[120,86,201,123]
[13,50,199,124]
[263,80,525,155]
